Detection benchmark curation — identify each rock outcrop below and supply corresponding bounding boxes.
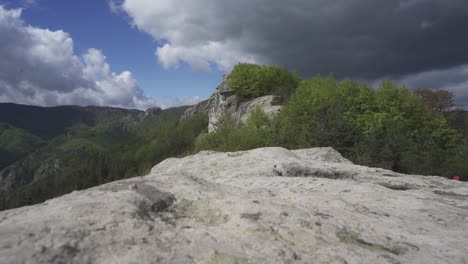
[0,158,60,190]
[182,75,281,132]
[1,147,467,264]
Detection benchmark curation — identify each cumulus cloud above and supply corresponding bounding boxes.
[158,95,203,109]
[0,5,155,109]
[114,0,468,104]
[115,0,266,72]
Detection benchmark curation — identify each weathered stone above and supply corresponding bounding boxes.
[1,147,467,264]
[182,75,281,132]
[180,98,213,121]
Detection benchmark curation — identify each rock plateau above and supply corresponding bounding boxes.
[0,147,467,264]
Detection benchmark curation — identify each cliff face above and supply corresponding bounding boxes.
[0,158,60,190]
[182,75,281,132]
[1,147,467,264]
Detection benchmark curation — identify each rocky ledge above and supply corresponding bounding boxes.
[181,75,281,132]
[0,147,467,264]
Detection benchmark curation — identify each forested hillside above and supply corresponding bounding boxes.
[0,104,207,210]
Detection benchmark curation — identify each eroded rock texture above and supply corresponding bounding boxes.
[181,75,281,132]
[1,147,467,264]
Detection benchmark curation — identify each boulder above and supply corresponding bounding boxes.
[0,147,467,264]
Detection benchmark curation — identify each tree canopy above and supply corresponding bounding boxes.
[197,75,465,178]
[228,63,301,101]
[414,88,454,115]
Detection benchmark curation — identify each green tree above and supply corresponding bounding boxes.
[229,63,301,101]
[414,88,454,115]
[274,75,359,150]
[194,109,273,152]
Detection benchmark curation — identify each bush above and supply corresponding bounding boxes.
[229,63,301,101]
[274,76,462,175]
[206,74,463,178]
[273,76,360,150]
[194,109,273,152]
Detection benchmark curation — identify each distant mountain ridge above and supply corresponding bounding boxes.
[0,102,206,210]
[0,103,155,139]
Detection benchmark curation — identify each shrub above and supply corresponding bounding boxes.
[228,63,301,101]
[275,76,461,175]
[194,108,273,152]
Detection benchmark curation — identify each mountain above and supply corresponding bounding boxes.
[1,147,467,263]
[0,103,146,139]
[0,123,45,169]
[0,103,207,210]
[1,63,468,212]
[0,103,150,172]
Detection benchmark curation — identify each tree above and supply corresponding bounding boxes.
[194,109,273,152]
[272,77,461,175]
[274,75,360,150]
[414,88,454,115]
[229,63,301,101]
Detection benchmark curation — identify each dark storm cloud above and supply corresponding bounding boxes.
[243,0,468,79]
[118,0,468,104]
[397,64,468,106]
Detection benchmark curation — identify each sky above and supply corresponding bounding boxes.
[0,0,467,109]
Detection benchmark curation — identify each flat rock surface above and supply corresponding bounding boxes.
[1,147,467,264]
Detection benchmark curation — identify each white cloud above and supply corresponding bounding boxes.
[116,0,264,72]
[158,95,203,109]
[156,41,258,72]
[0,5,155,109]
[107,0,120,14]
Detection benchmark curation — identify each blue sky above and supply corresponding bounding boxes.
[1,0,467,109]
[0,0,222,107]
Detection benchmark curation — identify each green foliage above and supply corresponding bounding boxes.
[0,150,111,210]
[194,108,273,152]
[414,88,454,115]
[274,77,461,175]
[125,113,208,175]
[0,123,45,169]
[273,75,359,150]
[0,106,208,211]
[229,63,301,101]
[196,75,464,179]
